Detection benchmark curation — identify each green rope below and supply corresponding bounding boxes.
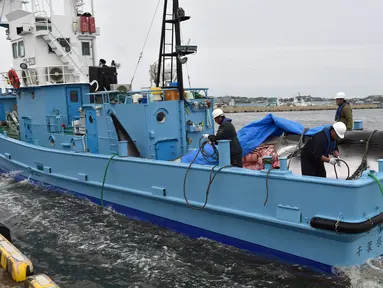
[368,173,383,196]
[101,153,118,207]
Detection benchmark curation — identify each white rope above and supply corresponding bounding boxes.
[130,0,162,87]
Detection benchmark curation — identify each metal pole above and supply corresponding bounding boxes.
[31,0,36,13]
[156,0,167,87]
[173,0,184,100]
[91,0,97,66]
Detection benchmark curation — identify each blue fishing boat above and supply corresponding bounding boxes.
[0,0,382,275]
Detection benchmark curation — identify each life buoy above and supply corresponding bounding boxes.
[7,69,20,89]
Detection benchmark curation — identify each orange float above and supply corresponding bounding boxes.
[7,69,20,89]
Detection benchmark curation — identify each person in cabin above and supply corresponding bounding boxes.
[99,59,108,67]
[334,92,353,130]
[300,122,347,178]
[203,108,243,168]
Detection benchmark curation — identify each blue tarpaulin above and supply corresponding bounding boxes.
[180,113,330,165]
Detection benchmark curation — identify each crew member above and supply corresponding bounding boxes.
[300,122,347,178]
[99,59,108,67]
[203,108,243,167]
[335,92,353,130]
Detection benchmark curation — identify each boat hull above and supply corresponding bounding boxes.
[0,135,382,274]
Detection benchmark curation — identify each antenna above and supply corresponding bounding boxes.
[155,0,198,100]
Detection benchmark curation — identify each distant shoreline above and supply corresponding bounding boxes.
[221,104,380,113]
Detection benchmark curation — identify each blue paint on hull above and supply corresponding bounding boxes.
[1,135,382,275]
[0,165,334,274]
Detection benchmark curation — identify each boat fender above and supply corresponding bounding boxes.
[0,234,33,282]
[7,69,20,89]
[24,274,60,288]
[310,212,383,234]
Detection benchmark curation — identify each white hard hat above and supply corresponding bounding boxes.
[336,92,346,99]
[212,108,224,119]
[333,122,347,139]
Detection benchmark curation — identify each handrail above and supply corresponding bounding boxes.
[33,11,49,31]
[0,65,90,87]
[86,87,210,96]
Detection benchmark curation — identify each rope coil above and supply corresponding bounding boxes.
[183,138,231,210]
[348,130,377,180]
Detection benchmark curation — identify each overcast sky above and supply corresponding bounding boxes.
[1,0,382,98]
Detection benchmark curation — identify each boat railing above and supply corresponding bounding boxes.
[87,87,210,105]
[34,11,51,32]
[0,65,89,88]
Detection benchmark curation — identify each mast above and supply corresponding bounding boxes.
[172,0,184,99]
[155,0,167,88]
[155,0,197,100]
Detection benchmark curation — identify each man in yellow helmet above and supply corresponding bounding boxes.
[202,108,243,167]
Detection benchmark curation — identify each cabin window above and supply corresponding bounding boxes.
[69,90,79,103]
[12,43,18,58]
[82,42,90,56]
[18,41,25,57]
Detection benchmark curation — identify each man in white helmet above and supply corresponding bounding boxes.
[335,92,353,130]
[202,108,243,167]
[300,122,346,178]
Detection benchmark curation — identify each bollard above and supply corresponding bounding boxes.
[279,157,288,171]
[34,140,38,145]
[263,156,273,170]
[3,131,7,137]
[73,137,83,153]
[118,140,128,157]
[217,140,231,166]
[379,159,383,173]
[353,120,363,131]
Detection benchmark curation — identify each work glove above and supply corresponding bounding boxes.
[336,156,341,167]
[202,134,209,139]
[329,157,338,165]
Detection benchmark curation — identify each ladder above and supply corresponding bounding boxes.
[41,21,86,80]
[161,12,175,86]
[156,0,196,95]
[105,116,117,153]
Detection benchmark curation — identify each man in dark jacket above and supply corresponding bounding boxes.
[203,109,243,167]
[99,59,108,67]
[300,122,346,178]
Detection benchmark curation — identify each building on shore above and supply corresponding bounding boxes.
[213,94,383,109]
